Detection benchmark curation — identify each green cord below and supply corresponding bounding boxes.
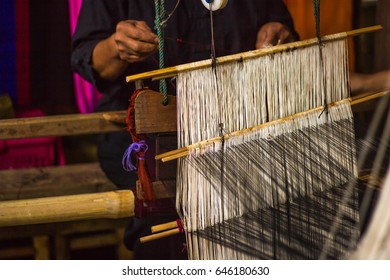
[154,0,169,105]
[313,0,321,41]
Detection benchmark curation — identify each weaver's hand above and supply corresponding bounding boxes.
[114,20,159,63]
[256,22,295,49]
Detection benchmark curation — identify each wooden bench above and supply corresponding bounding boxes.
[0,160,175,259]
[0,100,176,259]
[0,162,131,259]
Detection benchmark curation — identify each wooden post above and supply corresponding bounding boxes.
[0,190,134,227]
[33,235,50,260]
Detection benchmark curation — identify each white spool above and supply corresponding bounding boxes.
[201,0,228,11]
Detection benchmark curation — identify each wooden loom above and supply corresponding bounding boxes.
[136,89,389,244]
[0,29,384,208]
[1,92,383,257]
[0,25,387,259]
[125,25,389,259]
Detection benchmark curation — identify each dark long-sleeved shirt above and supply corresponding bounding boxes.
[71,0,298,111]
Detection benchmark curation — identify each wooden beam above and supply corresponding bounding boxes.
[126,25,383,82]
[0,163,176,201]
[69,232,118,250]
[33,235,50,260]
[146,180,176,200]
[0,91,175,138]
[0,162,118,201]
[134,90,177,134]
[140,228,181,244]
[0,246,35,259]
[0,111,127,140]
[0,190,134,227]
[0,218,130,240]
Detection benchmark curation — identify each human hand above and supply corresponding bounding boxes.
[255,22,295,49]
[114,20,159,63]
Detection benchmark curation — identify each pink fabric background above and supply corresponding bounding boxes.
[68,0,101,113]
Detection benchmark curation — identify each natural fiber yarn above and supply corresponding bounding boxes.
[175,39,359,260]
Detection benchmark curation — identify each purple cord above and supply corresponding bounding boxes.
[122,140,148,172]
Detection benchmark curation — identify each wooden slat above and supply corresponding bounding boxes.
[0,111,127,140]
[0,218,130,240]
[0,92,173,138]
[140,228,181,244]
[0,162,118,201]
[148,180,176,200]
[134,90,177,134]
[54,235,70,260]
[69,232,117,250]
[0,246,35,259]
[151,221,178,233]
[0,163,177,201]
[33,235,50,260]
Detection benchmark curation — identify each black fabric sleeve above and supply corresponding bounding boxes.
[70,0,128,91]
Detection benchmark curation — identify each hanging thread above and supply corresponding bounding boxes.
[154,0,169,105]
[175,39,358,260]
[312,0,329,112]
[122,140,149,171]
[313,0,321,42]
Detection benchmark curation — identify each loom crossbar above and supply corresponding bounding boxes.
[156,90,389,162]
[126,25,382,83]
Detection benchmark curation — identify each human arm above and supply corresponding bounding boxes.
[92,20,158,81]
[71,0,159,90]
[350,70,390,95]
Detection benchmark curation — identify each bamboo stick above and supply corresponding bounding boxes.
[156,90,389,162]
[0,190,134,227]
[161,151,190,163]
[350,89,389,105]
[126,25,382,82]
[140,228,181,243]
[155,147,188,161]
[151,220,179,233]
